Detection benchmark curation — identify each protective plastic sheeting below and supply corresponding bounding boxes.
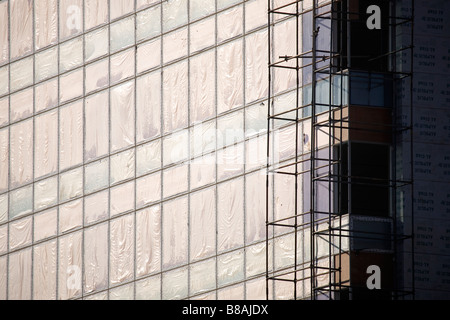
[9,185,32,219]
[190,17,215,53]
[190,187,216,261]
[136,206,161,277]
[245,30,268,104]
[137,39,161,73]
[162,267,188,300]
[190,51,215,123]
[85,58,109,93]
[111,81,135,151]
[60,100,83,170]
[190,258,216,295]
[136,275,161,300]
[245,135,267,172]
[0,2,8,64]
[35,0,58,50]
[85,27,109,62]
[84,191,109,225]
[218,178,244,252]
[190,153,216,190]
[60,36,83,72]
[110,182,135,216]
[163,129,188,165]
[110,283,134,300]
[34,176,58,210]
[110,214,134,285]
[0,194,7,223]
[0,128,8,193]
[162,197,188,268]
[85,0,108,30]
[246,277,268,300]
[11,57,34,92]
[84,223,108,294]
[0,66,8,96]
[246,242,270,278]
[0,224,7,255]
[0,256,6,300]
[84,158,109,194]
[35,47,58,82]
[217,5,242,43]
[110,148,135,184]
[217,283,244,300]
[163,27,188,63]
[9,217,32,251]
[33,240,57,300]
[162,0,188,32]
[217,40,244,114]
[58,231,82,300]
[110,16,135,52]
[246,171,269,244]
[245,0,266,31]
[10,119,33,188]
[163,164,188,198]
[35,110,58,178]
[111,0,134,20]
[10,0,33,59]
[136,172,161,208]
[0,98,8,126]
[137,72,161,142]
[35,79,58,113]
[190,120,215,158]
[218,250,244,287]
[111,49,135,85]
[59,68,83,103]
[217,110,244,148]
[136,139,161,176]
[217,143,244,181]
[137,5,161,42]
[59,0,83,40]
[8,248,32,300]
[59,167,83,202]
[85,91,109,160]
[59,199,83,234]
[11,88,33,124]
[190,0,215,21]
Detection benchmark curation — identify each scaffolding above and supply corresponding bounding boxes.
[266,0,415,300]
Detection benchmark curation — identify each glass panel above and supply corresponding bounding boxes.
[217,250,244,287]
[190,258,216,295]
[60,36,83,72]
[136,139,161,176]
[9,185,33,219]
[111,81,135,151]
[190,0,215,21]
[110,148,135,184]
[162,0,188,32]
[111,16,135,52]
[84,158,109,194]
[35,46,58,82]
[136,275,161,300]
[85,27,109,62]
[137,5,161,41]
[34,176,58,210]
[162,267,188,300]
[59,167,83,202]
[9,217,32,251]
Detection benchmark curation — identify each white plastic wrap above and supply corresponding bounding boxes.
[85,91,109,160]
[137,39,161,74]
[190,258,216,295]
[245,171,268,244]
[110,149,135,184]
[60,37,83,72]
[245,30,268,104]
[162,0,188,32]
[35,79,58,113]
[110,283,134,300]
[111,0,134,20]
[84,223,108,294]
[136,139,161,176]
[246,135,267,172]
[60,101,83,170]
[137,72,161,141]
[10,0,32,59]
[190,17,215,53]
[163,164,188,198]
[59,199,83,233]
[110,16,135,52]
[274,233,295,269]
[0,97,8,126]
[85,27,109,62]
[85,158,109,194]
[136,172,161,208]
[136,275,161,300]
[35,47,58,82]
[190,51,215,123]
[10,119,33,188]
[84,291,108,300]
[33,240,57,300]
[0,256,6,300]
[34,176,57,210]
[217,284,244,300]
[246,277,267,300]
[190,0,215,21]
[59,0,83,40]
[9,185,33,219]
[111,81,135,151]
[8,248,32,300]
[246,243,269,277]
[190,153,216,190]
[59,68,83,103]
[163,27,188,63]
[217,110,244,148]
[218,250,244,287]
[275,279,294,300]
[58,231,82,300]
[35,110,58,178]
[162,197,188,268]
[0,66,8,96]
[110,214,134,285]
[217,5,243,43]
[85,0,108,30]
[59,167,83,202]
[35,0,58,50]
[84,190,109,225]
[85,58,109,93]
[163,129,188,165]
[274,166,299,231]
[11,56,34,92]
[190,120,215,158]
[190,187,216,260]
[218,178,244,252]
[136,206,161,277]
[217,40,244,114]
[0,128,8,193]
[0,224,6,254]
[245,0,266,31]
[162,267,188,300]
[9,217,32,251]
[111,49,135,85]
[0,194,7,223]
[0,1,8,64]
[137,0,159,10]
[137,5,161,41]
[11,88,33,123]
[110,182,135,216]
[245,103,266,137]
[218,0,241,10]
[217,143,244,181]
